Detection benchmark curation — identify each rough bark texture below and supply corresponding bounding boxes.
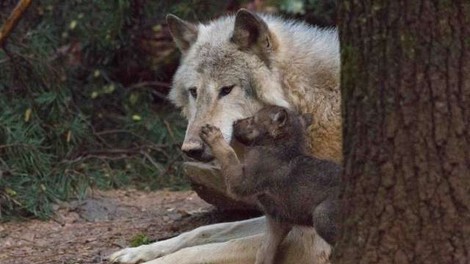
[334,1,470,264]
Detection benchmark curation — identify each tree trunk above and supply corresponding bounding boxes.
[334,1,470,263]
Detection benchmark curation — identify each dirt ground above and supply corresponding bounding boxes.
[0,189,257,264]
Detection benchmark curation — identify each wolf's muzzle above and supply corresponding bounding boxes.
[182,142,214,162]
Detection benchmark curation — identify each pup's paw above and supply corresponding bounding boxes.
[200,124,224,145]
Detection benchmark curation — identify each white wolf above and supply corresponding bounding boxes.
[110,9,341,264]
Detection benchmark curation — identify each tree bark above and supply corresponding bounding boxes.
[334,1,470,263]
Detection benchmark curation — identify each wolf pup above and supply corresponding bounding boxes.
[200,105,341,264]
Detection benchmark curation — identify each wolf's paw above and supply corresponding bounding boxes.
[108,244,168,263]
[200,124,223,145]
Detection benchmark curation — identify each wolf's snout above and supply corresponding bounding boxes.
[183,147,204,160]
[181,140,204,159]
[181,140,213,161]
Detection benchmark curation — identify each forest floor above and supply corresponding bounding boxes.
[0,189,257,264]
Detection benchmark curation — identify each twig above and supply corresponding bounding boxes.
[80,148,142,156]
[61,145,171,164]
[128,81,172,90]
[0,0,32,47]
[94,129,170,149]
[127,81,171,101]
[141,150,165,171]
[164,120,176,143]
[0,143,49,150]
[62,154,133,165]
[155,146,184,179]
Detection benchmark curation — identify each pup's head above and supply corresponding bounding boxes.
[233,105,313,146]
[167,9,290,162]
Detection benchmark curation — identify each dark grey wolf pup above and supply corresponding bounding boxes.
[200,105,340,264]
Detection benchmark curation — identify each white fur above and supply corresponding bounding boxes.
[109,217,331,264]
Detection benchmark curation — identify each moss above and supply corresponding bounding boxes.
[129,233,153,247]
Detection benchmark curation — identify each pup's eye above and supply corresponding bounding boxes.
[188,87,197,98]
[219,85,234,97]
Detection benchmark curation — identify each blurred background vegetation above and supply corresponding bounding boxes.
[0,0,336,220]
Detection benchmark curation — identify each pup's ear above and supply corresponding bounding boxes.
[166,14,198,53]
[299,113,314,129]
[272,108,288,127]
[231,9,277,54]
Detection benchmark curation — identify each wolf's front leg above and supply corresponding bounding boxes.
[109,217,266,263]
[200,125,256,197]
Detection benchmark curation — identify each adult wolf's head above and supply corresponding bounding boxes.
[167,9,291,161]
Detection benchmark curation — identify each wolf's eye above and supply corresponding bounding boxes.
[188,87,197,99]
[219,85,234,98]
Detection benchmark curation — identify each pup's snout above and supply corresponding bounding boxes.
[234,117,252,128]
[233,119,242,127]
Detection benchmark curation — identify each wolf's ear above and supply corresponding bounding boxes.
[299,113,314,129]
[231,9,276,54]
[272,108,288,127]
[166,14,198,53]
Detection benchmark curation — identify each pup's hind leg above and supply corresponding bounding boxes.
[255,216,292,264]
[312,198,338,245]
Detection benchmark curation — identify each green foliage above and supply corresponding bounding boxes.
[129,233,153,247]
[0,0,191,220]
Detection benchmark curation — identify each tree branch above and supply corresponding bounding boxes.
[127,81,171,101]
[0,0,32,47]
[128,81,172,90]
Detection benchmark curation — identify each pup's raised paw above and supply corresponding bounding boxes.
[200,124,224,145]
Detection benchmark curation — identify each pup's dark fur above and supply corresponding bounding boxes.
[200,105,340,264]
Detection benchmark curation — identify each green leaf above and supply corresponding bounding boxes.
[35,92,57,105]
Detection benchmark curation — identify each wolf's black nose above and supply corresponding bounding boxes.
[183,147,204,160]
